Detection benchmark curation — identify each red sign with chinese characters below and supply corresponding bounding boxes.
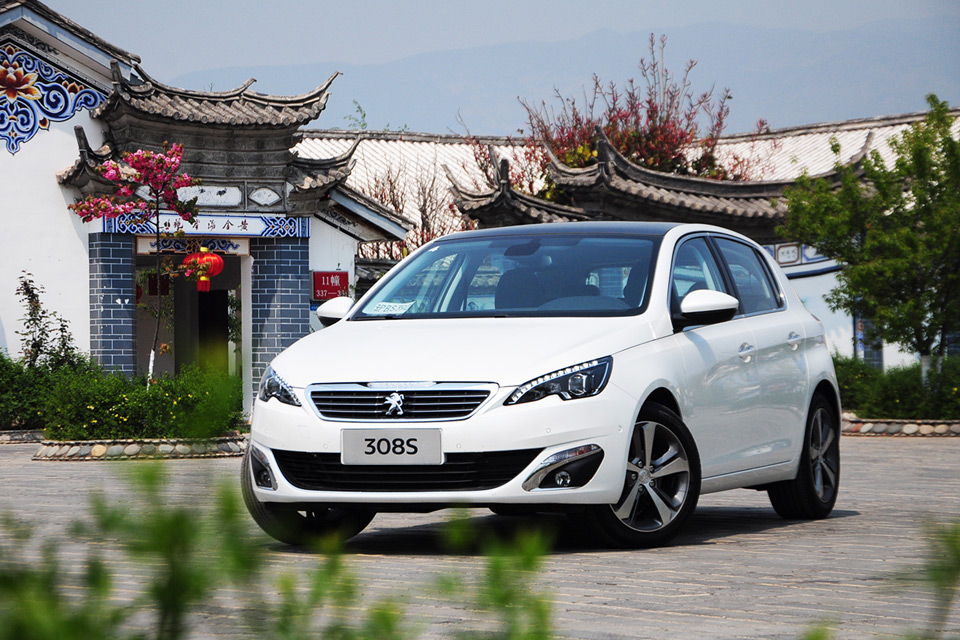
[312,271,349,300]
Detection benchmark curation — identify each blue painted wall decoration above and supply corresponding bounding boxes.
[1,44,105,154]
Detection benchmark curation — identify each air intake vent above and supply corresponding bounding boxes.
[272,448,541,492]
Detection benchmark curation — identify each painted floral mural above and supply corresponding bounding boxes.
[0,44,105,154]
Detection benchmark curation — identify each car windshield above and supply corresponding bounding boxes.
[353,233,661,319]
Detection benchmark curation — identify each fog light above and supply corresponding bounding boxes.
[522,444,604,491]
[250,445,278,491]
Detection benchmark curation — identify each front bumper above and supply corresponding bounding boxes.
[248,383,637,506]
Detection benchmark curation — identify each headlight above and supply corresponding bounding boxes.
[505,357,612,405]
[258,366,301,406]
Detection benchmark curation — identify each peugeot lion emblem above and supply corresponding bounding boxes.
[383,392,405,416]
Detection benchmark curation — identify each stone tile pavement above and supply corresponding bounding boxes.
[1,437,958,639]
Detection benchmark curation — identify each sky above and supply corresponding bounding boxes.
[46,0,960,135]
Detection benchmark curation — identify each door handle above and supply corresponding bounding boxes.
[787,332,803,351]
[739,343,756,362]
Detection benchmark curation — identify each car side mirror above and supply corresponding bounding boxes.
[673,290,739,331]
[316,296,355,327]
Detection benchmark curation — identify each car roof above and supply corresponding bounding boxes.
[436,221,683,241]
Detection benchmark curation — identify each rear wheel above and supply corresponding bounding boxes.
[241,450,375,546]
[586,402,701,548]
[768,394,840,519]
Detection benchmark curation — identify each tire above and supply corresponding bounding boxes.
[586,402,701,548]
[240,449,375,546]
[768,394,840,519]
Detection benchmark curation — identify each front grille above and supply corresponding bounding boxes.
[308,384,493,421]
[272,448,542,492]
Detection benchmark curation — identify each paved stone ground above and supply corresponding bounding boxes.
[1,437,959,639]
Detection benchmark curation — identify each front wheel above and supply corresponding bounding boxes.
[767,394,840,519]
[586,402,701,548]
[241,450,375,546]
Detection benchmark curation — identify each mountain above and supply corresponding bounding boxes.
[171,17,959,136]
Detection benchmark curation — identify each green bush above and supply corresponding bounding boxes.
[834,355,960,419]
[43,367,242,441]
[0,351,94,431]
[832,354,881,414]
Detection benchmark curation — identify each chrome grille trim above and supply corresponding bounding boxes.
[305,382,498,422]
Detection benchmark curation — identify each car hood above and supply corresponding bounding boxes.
[271,316,658,388]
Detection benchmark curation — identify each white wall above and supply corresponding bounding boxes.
[308,218,358,332]
[787,269,919,370]
[0,114,105,357]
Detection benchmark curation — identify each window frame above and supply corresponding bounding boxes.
[668,234,735,320]
[708,234,785,318]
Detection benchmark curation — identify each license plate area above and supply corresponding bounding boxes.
[341,429,443,465]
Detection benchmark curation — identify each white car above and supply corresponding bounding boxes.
[243,222,841,547]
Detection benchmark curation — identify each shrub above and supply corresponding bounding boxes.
[0,351,79,431]
[834,355,960,420]
[832,354,880,414]
[43,367,242,441]
[865,364,927,419]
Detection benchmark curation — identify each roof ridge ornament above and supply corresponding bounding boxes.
[594,125,614,182]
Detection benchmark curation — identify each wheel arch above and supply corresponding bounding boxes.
[812,379,841,424]
[641,387,682,419]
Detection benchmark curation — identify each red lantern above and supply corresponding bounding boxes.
[183,246,224,292]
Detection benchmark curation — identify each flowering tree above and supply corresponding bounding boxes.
[520,34,768,200]
[69,142,201,380]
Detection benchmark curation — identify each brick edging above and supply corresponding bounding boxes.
[32,435,249,461]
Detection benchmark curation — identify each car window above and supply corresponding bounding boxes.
[714,238,782,315]
[670,237,728,313]
[354,234,661,319]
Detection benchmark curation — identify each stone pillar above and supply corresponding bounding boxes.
[250,237,311,400]
[88,233,137,375]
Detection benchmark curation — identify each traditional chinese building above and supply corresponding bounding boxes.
[3,0,957,415]
[300,113,960,370]
[0,0,408,412]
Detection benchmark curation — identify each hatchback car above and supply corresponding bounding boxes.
[243,222,840,548]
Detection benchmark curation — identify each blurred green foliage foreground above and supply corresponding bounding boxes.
[0,465,957,640]
[0,464,551,640]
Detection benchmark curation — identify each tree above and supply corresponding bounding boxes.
[520,33,768,194]
[69,143,201,380]
[780,94,960,380]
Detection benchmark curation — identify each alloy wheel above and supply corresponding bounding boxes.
[809,407,838,503]
[612,420,692,532]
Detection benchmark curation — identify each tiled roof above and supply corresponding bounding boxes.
[295,108,959,233]
[542,127,876,224]
[56,125,116,190]
[94,62,337,127]
[447,158,589,226]
[287,137,357,193]
[0,0,140,66]
[294,130,531,225]
[716,108,960,181]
